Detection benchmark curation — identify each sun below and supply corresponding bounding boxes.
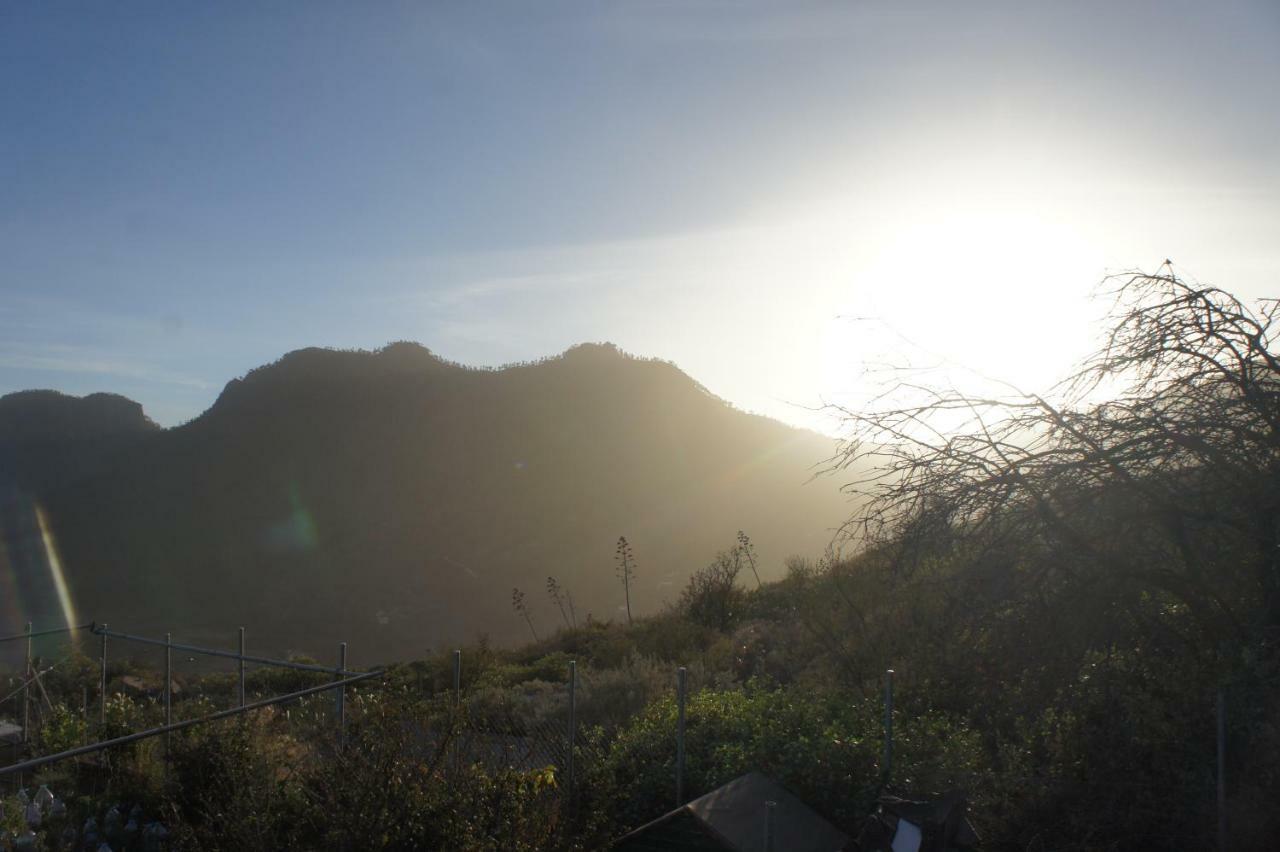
[821,204,1107,401]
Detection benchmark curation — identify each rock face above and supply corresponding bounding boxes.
[0,343,849,660]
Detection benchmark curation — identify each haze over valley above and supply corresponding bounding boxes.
[1,342,846,660]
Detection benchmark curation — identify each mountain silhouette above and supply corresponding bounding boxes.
[0,343,847,660]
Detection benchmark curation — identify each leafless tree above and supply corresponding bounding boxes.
[825,268,1280,648]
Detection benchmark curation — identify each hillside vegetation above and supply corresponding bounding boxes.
[0,343,846,659]
[2,272,1276,850]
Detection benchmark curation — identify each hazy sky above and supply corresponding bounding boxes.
[3,1,1278,430]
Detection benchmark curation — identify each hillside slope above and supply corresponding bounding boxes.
[0,343,848,659]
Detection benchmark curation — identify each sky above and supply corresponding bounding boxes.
[2,1,1278,431]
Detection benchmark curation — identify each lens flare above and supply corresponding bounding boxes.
[34,504,79,645]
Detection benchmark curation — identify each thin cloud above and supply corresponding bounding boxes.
[0,344,211,390]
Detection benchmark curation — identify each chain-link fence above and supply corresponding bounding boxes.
[430,655,596,806]
[1,624,98,793]
[2,624,372,793]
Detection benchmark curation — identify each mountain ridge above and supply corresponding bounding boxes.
[0,341,848,660]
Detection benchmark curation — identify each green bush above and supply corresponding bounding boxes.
[584,683,986,844]
[294,689,561,850]
[37,703,89,754]
[166,711,302,851]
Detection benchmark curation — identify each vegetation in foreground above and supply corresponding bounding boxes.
[4,271,1279,850]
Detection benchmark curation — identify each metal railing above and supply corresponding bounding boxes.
[0,623,94,644]
[88,626,365,677]
[0,668,383,778]
[89,624,360,721]
[2,619,383,783]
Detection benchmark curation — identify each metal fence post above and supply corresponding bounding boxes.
[452,649,461,774]
[882,668,894,784]
[453,649,461,701]
[764,800,777,852]
[99,624,108,725]
[164,632,173,757]
[568,660,577,803]
[238,627,246,708]
[336,642,347,747]
[22,622,31,744]
[677,666,687,805]
[1217,687,1227,852]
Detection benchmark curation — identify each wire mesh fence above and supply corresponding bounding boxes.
[0,621,387,849]
[1,624,97,790]
[1,623,373,787]
[423,653,605,808]
[5,625,749,812]
[4,623,1252,850]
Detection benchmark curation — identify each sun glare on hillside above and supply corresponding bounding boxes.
[1,3,1277,848]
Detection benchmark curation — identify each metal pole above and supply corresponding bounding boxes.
[568,660,577,803]
[238,627,246,708]
[452,649,461,774]
[882,668,894,784]
[99,623,108,725]
[22,622,31,745]
[1217,687,1227,852]
[453,649,461,702]
[677,666,687,805]
[336,642,347,747]
[164,633,173,757]
[764,800,777,852]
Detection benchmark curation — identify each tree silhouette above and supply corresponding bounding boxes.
[826,268,1280,648]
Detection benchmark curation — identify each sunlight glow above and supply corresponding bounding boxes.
[820,204,1107,406]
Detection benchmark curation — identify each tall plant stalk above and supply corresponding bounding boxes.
[511,587,539,642]
[547,576,573,629]
[615,536,637,625]
[737,530,762,588]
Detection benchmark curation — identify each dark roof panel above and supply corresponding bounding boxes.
[613,809,731,852]
[614,771,850,852]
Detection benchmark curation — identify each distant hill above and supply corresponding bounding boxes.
[0,343,849,661]
[0,390,159,490]
[0,389,158,443]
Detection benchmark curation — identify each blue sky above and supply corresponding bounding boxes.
[3,1,1278,429]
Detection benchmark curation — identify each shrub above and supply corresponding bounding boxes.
[166,711,301,851]
[37,703,88,754]
[584,683,986,844]
[680,550,747,632]
[296,690,561,850]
